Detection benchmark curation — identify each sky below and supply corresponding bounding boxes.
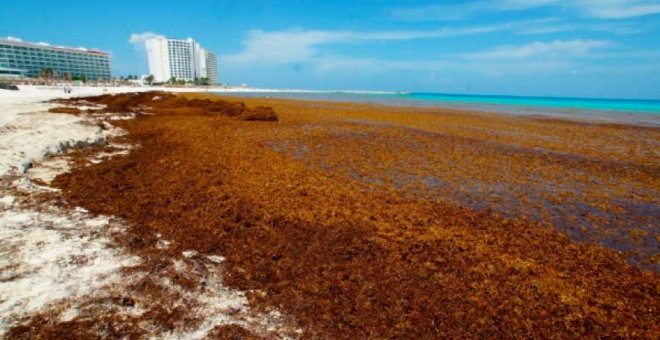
[1,0,660,99]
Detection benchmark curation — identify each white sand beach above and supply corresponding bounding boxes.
[0,86,295,338]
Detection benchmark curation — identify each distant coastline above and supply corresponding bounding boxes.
[4,83,658,125]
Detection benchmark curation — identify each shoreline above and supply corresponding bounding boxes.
[1,88,658,337]
[203,91,660,127]
[9,84,659,126]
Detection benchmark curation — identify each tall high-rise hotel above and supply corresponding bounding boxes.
[145,36,218,84]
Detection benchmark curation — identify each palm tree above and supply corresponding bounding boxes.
[39,68,55,81]
[145,74,154,86]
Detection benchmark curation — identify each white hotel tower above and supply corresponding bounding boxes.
[145,36,218,84]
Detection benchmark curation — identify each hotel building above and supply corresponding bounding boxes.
[146,36,218,84]
[197,48,218,85]
[0,37,111,80]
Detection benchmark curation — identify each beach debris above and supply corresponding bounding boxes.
[52,91,280,122]
[48,106,82,114]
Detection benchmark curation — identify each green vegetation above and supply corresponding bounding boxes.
[144,74,154,86]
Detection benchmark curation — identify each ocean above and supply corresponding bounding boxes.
[215,90,660,126]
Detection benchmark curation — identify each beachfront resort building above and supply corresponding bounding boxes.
[197,48,218,84]
[0,37,111,80]
[145,36,218,84]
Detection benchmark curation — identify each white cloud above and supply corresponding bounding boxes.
[220,20,560,65]
[389,2,493,22]
[221,29,343,64]
[220,30,659,84]
[222,35,597,79]
[500,0,560,10]
[578,0,660,19]
[308,39,614,76]
[128,31,160,49]
[309,54,580,79]
[465,39,613,59]
[515,21,643,35]
[220,26,620,81]
[389,0,660,20]
[388,1,555,21]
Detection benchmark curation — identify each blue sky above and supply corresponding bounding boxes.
[2,0,660,99]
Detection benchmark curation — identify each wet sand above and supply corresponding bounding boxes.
[16,92,657,338]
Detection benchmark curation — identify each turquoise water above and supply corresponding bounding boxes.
[216,90,660,126]
[408,93,660,114]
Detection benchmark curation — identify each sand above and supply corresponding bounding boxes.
[0,87,296,339]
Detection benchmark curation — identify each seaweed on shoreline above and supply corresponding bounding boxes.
[25,92,659,338]
[52,91,279,121]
